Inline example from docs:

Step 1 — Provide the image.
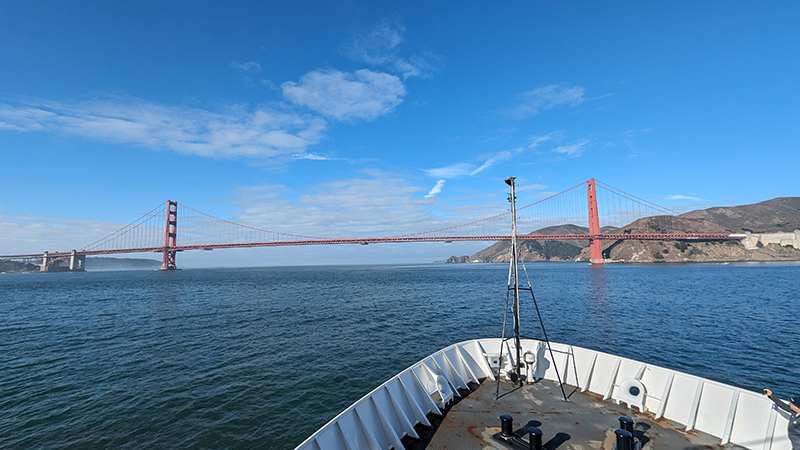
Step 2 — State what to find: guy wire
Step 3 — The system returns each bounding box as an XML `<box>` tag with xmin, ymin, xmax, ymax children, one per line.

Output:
<box><xmin>495</xmin><ymin>256</ymin><xmax>514</xmax><ymax>400</ymax></box>
<box><xmin>521</xmin><ymin>259</ymin><xmax>568</xmax><ymax>402</ymax></box>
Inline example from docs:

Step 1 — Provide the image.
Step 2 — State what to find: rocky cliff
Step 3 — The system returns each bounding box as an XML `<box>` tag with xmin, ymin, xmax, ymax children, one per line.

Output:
<box><xmin>445</xmin><ymin>197</ymin><xmax>800</xmax><ymax>264</ymax></box>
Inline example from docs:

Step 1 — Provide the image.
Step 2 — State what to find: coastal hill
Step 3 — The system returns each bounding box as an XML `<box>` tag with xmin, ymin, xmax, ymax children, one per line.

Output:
<box><xmin>680</xmin><ymin>197</ymin><xmax>800</xmax><ymax>233</ymax></box>
<box><xmin>0</xmin><ymin>260</ymin><xmax>39</xmax><ymax>273</ymax></box>
<box><xmin>445</xmin><ymin>196</ymin><xmax>800</xmax><ymax>264</ymax></box>
<box><xmin>463</xmin><ymin>224</ymin><xmax>590</xmax><ymax>263</ymax></box>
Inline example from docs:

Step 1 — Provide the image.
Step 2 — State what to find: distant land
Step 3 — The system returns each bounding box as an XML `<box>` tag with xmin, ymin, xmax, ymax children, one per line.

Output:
<box><xmin>444</xmin><ymin>197</ymin><xmax>800</xmax><ymax>264</ymax></box>
<box><xmin>0</xmin><ymin>257</ymin><xmax>162</xmax><ymax>274</ymax></box>
<box><xmin>0</xmin><ymin>260</ymin><xmax>39</xmax><ymax>274</ymax></box>
<box><xmin>4</xmin><ymin>198</ymin><xmax>800</xmax><ymax>272</ymax></box>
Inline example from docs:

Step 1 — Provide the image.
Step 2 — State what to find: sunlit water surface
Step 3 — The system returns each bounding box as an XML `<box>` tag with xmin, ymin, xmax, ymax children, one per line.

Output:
<box><xmin>1</xmin><ymin>263</ymin><xmax>798</xmax><ymax>449</ymax></box>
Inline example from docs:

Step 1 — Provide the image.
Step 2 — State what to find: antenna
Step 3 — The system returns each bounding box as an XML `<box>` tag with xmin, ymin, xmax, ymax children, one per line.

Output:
<box><xmin>506</xmin><ymin>177</ymin><xmax>523</xmax><ymax>386</ymax></box>
<box><xmin>496</xmin><ymin>177</ymin><xmax>568</xmax><ymax>401</ymax></box>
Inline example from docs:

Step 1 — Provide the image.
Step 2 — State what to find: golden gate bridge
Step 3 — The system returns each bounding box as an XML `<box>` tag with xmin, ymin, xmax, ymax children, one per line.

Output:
<box><xmin>1</xmin><ymin>179</ymin><xmax>744</xmax><ymax>271</ymax></box>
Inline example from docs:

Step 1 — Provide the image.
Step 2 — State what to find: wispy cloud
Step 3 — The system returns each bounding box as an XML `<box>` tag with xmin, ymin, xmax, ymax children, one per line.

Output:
<box><xmin>342</xmin><ymin>20</ymin><xmax>404</xmax><ymax>65</ymax></box>
<box><xmin>516</xmin><ymin>183</ymin><xmax>547</xmax><ymax>192</ymax></box>
<box><xmin>425</xmin><ymin>179</ymin><xmax>446</xmax><ymax>198</ymax></box>
<box><xmin>291</xmin><ymin>152</ymin><xmax>342</xmax><ymax>161</ymax></box>
<box><xmin>472</xmin><ymin>159</ymin><xmax>494</xmax><ymax>174</ymax></box>
<box><xmin>528</xmin><ymin>135</ymin><xmax>554</xmax><ymax>149</ymax></box>
<box><xmin>423</xmin><ymin>163</ymin><xmax>480</xmax><ymax>179</ymax></box>
<box><xmin>231</xmin><ymin>61</ymin><xmax>262</xmax><ymax>73</ymax></box>
<box><xmin>0</xmin><ymin>97</ymin><xmax>327</xmax><ymax>159</ymax></box>
<box><xmin>527</xmin><ymin>131</ymin><xmax>565</xmax><ymax>150</ymax></box>
<box><xmin>0</xmin><ymin>23</ymin><xmax>438</xmax><ymax>164</ymax></box>
<box><xmin>232</xmin><ymin>172</ymin><xmax>507</xmax><ymax>238</ymax></box>
<box><xmin>1</xmin><ymin>173</ymin><xmax>509</xmax><ymax>255</ymax></box>
<box><xmin>423</xmin><ymin>151</ymin><xmax>512</xmax><ymax>180</ymax></box>
<box><xmin>282</xmin><ymin>69</ymin><xmax>406</xmax><ymax>122</ymax></box>
<box><xmin>0</xmin><ymin>70</ymin><xmax>405</xmax><ymax>161</ymax></box>
<box><xmin>1</xmin><ymin>66</ymin><xmax>409</xmax><ymax>161</ymax></box>
<box><xmin>665</xmin><ymin>194</ymin><xmax>702</xmax><ymax>201</ymax></box>
<box><xmin>341</xmin><ymin>19</ymin><xmax>445</xmax><ymax>79</ymax></box>
<box><xmin>552</xmin><ymin>139</ymin><xmax>590</xmax><ymax>158</ymax></box>
<box><xmin>623</xmin><ymin>128</ymin><xmax>654</xmax><ymax>158</ymax></box>
<box><xmin>0</xmin><ymin>213</ymin><xmax>139</xmax><ymax>255</ymax></box>
<box><xmin>233</xmin><ymin>173</ymin><xmax>436</xmax><ymax>237</ymax></box>
<box><xmin>512</xmin><ymin>84</ymin><xmax>585</xmax><ymax>118</ymax></box>
<box><xmin>231</xmin><ymin>61</ymin><xmax>265</xmax><ymax>86</ymax></box>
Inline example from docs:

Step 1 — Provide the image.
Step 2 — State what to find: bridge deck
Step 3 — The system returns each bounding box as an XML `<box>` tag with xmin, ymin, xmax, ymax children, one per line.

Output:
<box><xmin>0</xmin><ymin>233</ymin><xmax>744</xmax><ymax>259</ymax></box>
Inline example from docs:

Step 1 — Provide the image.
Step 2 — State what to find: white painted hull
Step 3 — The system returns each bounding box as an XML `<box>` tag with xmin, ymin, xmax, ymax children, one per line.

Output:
<box><xmin>295</xmin><ymin>338</ymin><xmax>793</xmax><ymax>450</ymax></box>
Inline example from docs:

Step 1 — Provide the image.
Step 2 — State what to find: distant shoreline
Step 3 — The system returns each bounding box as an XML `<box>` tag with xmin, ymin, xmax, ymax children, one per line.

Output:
<box><xmin>0</xmin><ymin>256</ymin><xmax>161</xmax><ymax>274</ymax></box>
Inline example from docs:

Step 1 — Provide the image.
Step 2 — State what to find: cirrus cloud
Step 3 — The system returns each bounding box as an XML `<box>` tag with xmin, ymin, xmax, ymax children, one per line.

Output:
<box><xmin>665</xmin><ymin>194</ymin><xmax>702</xmax><ymax>201</ymax></box>
<box><xmin>231</xmin><ymin>61</ymin><xmax>262</xmax><ymax>73</ymax></box>
<box><xmin>512</xmin><ymin>84</ymin><xmax>585</xmax><ymax>118</ymax></box>
<box><xmin>423</xmin><ymin>151</ymin><xmax>513</xmax><ymax>180</ymax></box>
<box><xmin>281</xmin><ymin>69</ymin><xmax>406</xmax><ymax>122</ymax></box>
<box><xmin>516</xmin><ymin>183</ymin><xmax>547</xmax><ymax>192</ymax></box>
<box><xmin>0</xmin><ymin>97</ymin><xmax>327</xmax><ymax>159</ymax></box>
<box><xmin>552</xmin><ymin>139</ymin><xmax>590</xmax><ymax>158</ymax></box>
<box><xmin>341</xmin><ymin>19</ymin><xmax>445</xmax><ymax>79</ymax></box>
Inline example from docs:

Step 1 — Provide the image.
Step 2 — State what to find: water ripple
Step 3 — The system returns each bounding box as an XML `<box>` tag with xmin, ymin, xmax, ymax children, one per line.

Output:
<box><xmin>1</xmin><ymin>263</ymin><xmax>798</xmax><ymax>449</ymax></box>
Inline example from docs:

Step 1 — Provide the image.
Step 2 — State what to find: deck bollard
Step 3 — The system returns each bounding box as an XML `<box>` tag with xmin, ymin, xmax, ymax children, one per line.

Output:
<box><xmin>618</xmin><ymin>416</ymin><xmax>634</xmax><ymax>434</ymax></box>
<box><xmin>527</xmin><ymin>427</ymin><xmax>543</xmax><ymax>450</ymax></box>
<box><xmin>500</xmin><ymin>414</ymin><xmax>514</xmax><ymax>439</ymax></box>
<box><xmin>615</xmin><ymin>429</ymin><xmax>633</xmax><ymax>450</ymax></box>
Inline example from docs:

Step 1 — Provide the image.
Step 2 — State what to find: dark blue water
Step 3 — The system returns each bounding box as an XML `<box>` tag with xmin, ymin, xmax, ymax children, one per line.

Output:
<box><xmin>1</xmin><ymin>263</ymin><xmax>798</xmax><ymax>449</ymax></box>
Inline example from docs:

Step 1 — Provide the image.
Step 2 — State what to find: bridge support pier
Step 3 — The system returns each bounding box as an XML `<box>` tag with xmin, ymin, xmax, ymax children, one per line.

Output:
<box><xmin>69</xmin><ymin>250</ymin><xmax>86</xmax><ymax>272</ymax></box>
<box><xmin>39</xmin><ymin>250</ymin><xmax>86</xmax><ymax>272</ymax></box>
<box><xmin>587</xmin><ymin>179</ymin><xmax>604</xmax><ymax>264</ymax></box>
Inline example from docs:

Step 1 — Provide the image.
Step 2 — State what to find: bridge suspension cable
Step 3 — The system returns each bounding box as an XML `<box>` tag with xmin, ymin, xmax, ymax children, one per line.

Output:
<box><xmin>177</xmin><ymin>204</ymin><xmax>331</xmax><ymax>248</ymax></box>
<box><xmin>1</xmin><ymin>178</ymin><xmax>743</xmax><ymax>267</ymax></box>
<box><xmin>80</xmin><ymin>203</ymin><xmax>166</xmax><ymax>252</ymax></box>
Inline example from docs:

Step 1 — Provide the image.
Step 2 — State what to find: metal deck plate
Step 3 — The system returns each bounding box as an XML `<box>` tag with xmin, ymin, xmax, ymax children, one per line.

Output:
<box><xmin>423</xmin><ymin>379</ymin><xmax>747</xmax><ymax>450</ymax></box>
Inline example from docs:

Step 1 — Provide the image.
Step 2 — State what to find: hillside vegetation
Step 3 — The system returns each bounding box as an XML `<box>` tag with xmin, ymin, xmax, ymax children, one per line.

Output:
<box><xmin>0</xmin><ymin>260</ymin><xmax>39</xmax><ymax>273</ymax></box>
<box><xmin>446</xmin><ymin>196</ymin><xmax>800</xmax><ymax>264</ymax></box>
<box><xmin>680</xmin><ymin>197</ymin><xmax>800</xmax><ymax>233</ymax></box>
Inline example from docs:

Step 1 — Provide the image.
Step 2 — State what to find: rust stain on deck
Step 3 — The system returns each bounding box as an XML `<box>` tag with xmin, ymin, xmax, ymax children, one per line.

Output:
<box><xmin>424</xmin><ymin>379</ymin><xmax>747</xmax><ymax>450</ymax></box>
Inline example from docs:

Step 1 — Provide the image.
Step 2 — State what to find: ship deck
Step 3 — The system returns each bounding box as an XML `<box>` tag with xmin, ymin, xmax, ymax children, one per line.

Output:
<box><xmin>419</xmin><ymin>378</ymin><xmax>748</xmax><ymax>450</ymax></box>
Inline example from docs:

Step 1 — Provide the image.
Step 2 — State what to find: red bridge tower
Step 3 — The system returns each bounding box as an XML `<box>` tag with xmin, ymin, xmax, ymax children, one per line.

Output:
<box><xmin>587</xmin><ymin>179</ymin><xmax>603</xmax><ymax>264</ymax></box>
<box><xmin>161</xmin><ymin>200</ymin><xmax>178</xmax><ymax>270</ymax></box>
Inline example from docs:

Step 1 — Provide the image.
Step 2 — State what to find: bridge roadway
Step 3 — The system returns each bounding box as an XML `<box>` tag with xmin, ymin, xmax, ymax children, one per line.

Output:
<box><xmin>1</xmin><ymin>233</ymin><xmax>745</xmax><ymax>259</ymax></box>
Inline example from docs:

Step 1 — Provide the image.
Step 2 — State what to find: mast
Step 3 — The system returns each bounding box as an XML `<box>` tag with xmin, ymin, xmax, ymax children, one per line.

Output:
<box><xmin>497</xmin><ymin>177</ymin><xmax>568</xmax><ymax>399</ymax></box>
<box><xmin>505</xmin><ymin>176</ymin><xmax>523</xmax><ymax>386</ymax></box>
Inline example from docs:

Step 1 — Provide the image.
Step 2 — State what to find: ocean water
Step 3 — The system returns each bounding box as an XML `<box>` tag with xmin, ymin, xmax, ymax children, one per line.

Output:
<box><xmin>1</xmin><ymin>263</ymin><xmax>798</xmax><ymax>449</ymax></box>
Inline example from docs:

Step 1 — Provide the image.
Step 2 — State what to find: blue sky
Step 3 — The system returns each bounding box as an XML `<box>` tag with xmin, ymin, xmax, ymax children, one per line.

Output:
<box><xmin>1</xmin><ymin>1</ymin><xmax>798</xmax><ymax>266</ymax></box>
